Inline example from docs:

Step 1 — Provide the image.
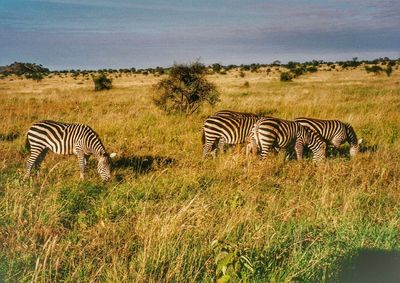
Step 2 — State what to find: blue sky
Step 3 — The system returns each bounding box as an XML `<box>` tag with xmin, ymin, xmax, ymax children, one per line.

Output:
<box><xmin>1</xmin><ymin>0</ymin><xmax>399</xmax><ymax>70</ymax></box>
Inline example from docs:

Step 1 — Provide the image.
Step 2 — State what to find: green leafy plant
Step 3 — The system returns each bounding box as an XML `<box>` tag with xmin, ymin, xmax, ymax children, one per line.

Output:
<box><xmin>212</xmin><ymin>240</ymin><xmax>254</xmax><ymax>283</ymax></box>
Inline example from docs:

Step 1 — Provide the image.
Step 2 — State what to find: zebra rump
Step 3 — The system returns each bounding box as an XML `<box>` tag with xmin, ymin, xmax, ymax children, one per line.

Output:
<box><xmin>202</xmin><ymin>110</ymin><xmax>259</xmax><ymax>158</ymax></box>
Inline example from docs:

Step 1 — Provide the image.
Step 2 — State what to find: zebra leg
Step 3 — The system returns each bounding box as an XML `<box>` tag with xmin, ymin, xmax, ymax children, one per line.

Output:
<box><xmin>84</xmin><ymin>154</ymin><xmax>90</xmax><ymax>166</ymax></box>
<box><xmin>295</xmin><ymin>139</ymin><xmax>304</xmax><ymax>160</ymax></box>
<box><xmin>247</xmin><ymin>137</ymin><xmax>259</xmax><ymax>156</ymax></box>
<box><xmin>260</xmin><ymin>144</ymin><xmax>275</xmax><ymax>160</ymax></box>
<box><xmin>25</xmin><ymin>147</ymin><xmax>48</xmax><ymax>179</ymax></box>
<box><xmin>203</xmin><ymin>138</ymin><xmax>216</xmax><ymax>159</ymax></box>
<box><xmin>217</xmin><ymin>138</ymin><xmax>226</xmax><ymax>153</ymax></box>
<box><xmin>77</xmin><ymin>152</ymin><xmax>86</xmax><ymax>180</ymax></box>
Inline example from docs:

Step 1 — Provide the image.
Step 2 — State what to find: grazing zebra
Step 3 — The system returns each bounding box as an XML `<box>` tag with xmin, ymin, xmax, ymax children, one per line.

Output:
<box><xmin>252</xmin><ymin>117</ymin><xmax>326</xmax><ymax>162</ymax></box>
<box><xmin>202</xmin><ymin>110</ymin><xmax>259</xmax><ymax>158</ymax></box>
<box><xmin>294</xmin><ymin>117</ymin><xmax>362</xmax><ymax>157</ymax></box>
<box><xmin>25</xmin><ymin>120</ymin><xmax>116</xmax><ymax>181</ymax></box>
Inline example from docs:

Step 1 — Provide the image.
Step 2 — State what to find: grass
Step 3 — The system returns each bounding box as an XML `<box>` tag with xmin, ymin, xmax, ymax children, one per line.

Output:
<box><xmin>1</xmin><ymin>66</ymin><xmax>400</xmax><ymax>282</ymax></box>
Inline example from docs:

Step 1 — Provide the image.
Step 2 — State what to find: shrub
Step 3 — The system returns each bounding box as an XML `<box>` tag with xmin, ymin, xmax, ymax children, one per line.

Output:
<box><xmin>307</xmin><ymin>66</ymin><xmax>318</xmax><ymax>73</ymax></box>
<box><xmin>291</xmin><ymin>67</ymin><xmax>306</xmax><ymax>77</ymax></box>
<box><xmin>93</xmin><ymin>73</ymin><xmax>112</xmax><ymax>91</ymax></box>
<box><xmin>212</xmin><ymin>63</ymin><xmax>222</xmax><ymax>74</ymax></box>
<box><xmin>280</xmin><ymin>72</ymin><xmax>293</xmax><ymax>82</ymax></box>
<box><xmin>153</xmin><ymin>61</ymin><xmax>220</xmax><ymax>115</ymax></box>
<box><xmin>243</xmin><ymin>81</ymin><xmax>250</xmax><ymax>88</ymax></box>
<box><xmin>385</xmin><ymin>65</ymin><xmax>393</xmax><ymax>77</ymax></box>
<box><xmin>25</xmin><ymin>72</ymin><xmax>45</xmax><ymax>82</ymax></box>
<box><xmin>239</xmin><ymin>71</ymin><xmax>245</xmax><ymax>78</ymax></box>
<box><xmin>365</xmin><ymin>65</ymin><xmax>383</xmax><ymax>75</ymax></box>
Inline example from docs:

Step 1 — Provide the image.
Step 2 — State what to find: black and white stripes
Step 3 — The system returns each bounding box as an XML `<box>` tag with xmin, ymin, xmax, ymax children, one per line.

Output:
<box><xmin>201</xmin><ymin>110</ymin><xmax>363</xmax><ymax>162</ymax></box>
<box><xmin>25</xmin><ymin>120</ymin><xmax>116</xmax><ymax>181</ymax></box>
<box><xmin>294</xmin><ymin>117</ymin><xmax>362</xmax><ymax>156</ymax></box>
<box><xmin>202</xmin><ymin>110</ymin><xmax>259</xmax><ymax>158</ymax></box>
<box><xmin>252</xmin><ymin>117</ymin><xmax>326</xmax><ymax>162</ymax></box>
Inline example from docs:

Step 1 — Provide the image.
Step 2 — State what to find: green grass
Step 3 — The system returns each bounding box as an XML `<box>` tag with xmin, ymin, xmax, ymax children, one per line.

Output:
<box><xmin>1</xmin><ymin>67</ymin><xmax>400</xmax><ymax>282</ymax></box>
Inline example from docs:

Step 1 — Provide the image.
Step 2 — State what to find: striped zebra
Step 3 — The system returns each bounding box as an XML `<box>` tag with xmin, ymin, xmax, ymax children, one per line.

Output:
<box><xmin>252</xmin><ymin>117</ymin><xmax>326</xmax><ymax>162</ymax></box>
<box><xmin>25</xmin><ymin>120</ymin><xmax>116</xmax><ymax>181</ymax></box>
<box><xmin>294</xmin><ymin>117</ymin><xmax>362</xmax><ymax>157</ymax></box>
<box><xmin>202</xmin><ymin>110</ymin><xmax>259</xmax><ymax>158</ymax></box>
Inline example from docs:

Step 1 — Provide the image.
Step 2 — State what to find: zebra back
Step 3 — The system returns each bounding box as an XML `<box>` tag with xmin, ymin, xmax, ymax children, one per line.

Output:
<box><xmin>213</xmin><ymin>110</ymin><xmax>259</xmax><ymax>119</ymax></box>
<box><xmin>294</xmin><ymin>117</ymin><xmax>345</xmax><ymax>141</ymax></box>
<box><xmin>27</xmin><ymin>120</ymin><xmax>107</xmax><ymax>156</ymax></box>
<box><xmin>203</xmin><ymin>114</ymin><xmax>259</xmax><ymax>145</ymax></box>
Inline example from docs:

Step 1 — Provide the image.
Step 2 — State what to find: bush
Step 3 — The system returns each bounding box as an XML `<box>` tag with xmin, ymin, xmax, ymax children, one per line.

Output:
<box><xmin>93</xmin><ymin>73</ymin><xmax>112</xmax><ymax>91</ymax></box>
<box><xmin>243</xmin><ymin>81</ymin><xmax>250</xmax><ymax>88</ymax></box>
<box><xmin>365</xmin><ymin>65</ymin><xmax>383</xmax><ymax>75</ymax></box>
<box><xmin>385</xmin><ymin>65</ymin><xmax>393</xmax><ymax>77</ymax></box>
<box><xmin>212</xmin><ymin>63</ymin><xmax>222</xmax><ymax>74</ymax></box>
<box><xmin>307</xmin><ymin>66</ymin><xmax>318</xmax><ymax>73</ymax></box>
<box><xmin>153</xmin><ymin>61</ymin><xmax>220</xmax><ymax>115</ymax></box>
<box><xmin>25</xmin><ymin>72</ymin><xmax>45</xmax><ymax>82</ymax></box>
<box><xmin>280</xmin><ymin>72</ymin><xmax>293</xmax><ymax>82</ymax></box>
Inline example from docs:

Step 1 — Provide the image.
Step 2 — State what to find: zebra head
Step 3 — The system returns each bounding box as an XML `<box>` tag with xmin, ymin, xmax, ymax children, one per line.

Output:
<box><xmin>345</xmin><ymin>124</ymin><xmax>362</xmax><ymax>157</ymax></box>
<box><xmin>305</xmin><ymin>128</ymin><xmax>326</xmax><ymax>162</ymax></box>
<box><xmin>97</xmin><ymin>152</ymin><xmax>117</xmax><ymax>181</ymax></box>
<box><xmin>349</xmin><ymin>138</ymin><xmax>363</xmax><ymax>157</ymax></box>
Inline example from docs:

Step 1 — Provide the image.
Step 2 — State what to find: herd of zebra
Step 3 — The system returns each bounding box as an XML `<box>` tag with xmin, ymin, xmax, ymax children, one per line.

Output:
<box><xmin>202</xmin><ymin>110</ymin><xmax>362</xmax><ymax>162</ymax></box>
<box><xmin>24</xmin><ymin>110</ymin><xmax>362</xmax><ymax>181</ymax></box>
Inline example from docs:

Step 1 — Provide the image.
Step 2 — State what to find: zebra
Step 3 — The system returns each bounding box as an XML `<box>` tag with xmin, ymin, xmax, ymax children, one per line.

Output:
<box><xmin>202</xmin><ymin>110</ymin><xmax>259</xmax><ymax>158</ymax></box>
<box><xmin>252</xmin><ymin>117</ymin><xmax>326</xmax><ymax>162</ymax></box>
<box><xmin>294</xmin><ymin>117</ymin><xmax>362</xmax><ymax>157</ymax></box>
<box><xmin>25</xmin><ymin>120</ymin><xmax>116</xmax><ymax>181</ymax></box>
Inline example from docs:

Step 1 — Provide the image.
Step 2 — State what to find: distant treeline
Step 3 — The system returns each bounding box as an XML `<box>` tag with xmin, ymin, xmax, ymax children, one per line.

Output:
<box><xmin>47</xmin><ymin>56</ymin><xmax>398</xmax><ymax>74</ymax></box>
<box><xmin>1</xmin><ymin>57</ymin><xmax>399</xmax><ymax>81</ymax></box>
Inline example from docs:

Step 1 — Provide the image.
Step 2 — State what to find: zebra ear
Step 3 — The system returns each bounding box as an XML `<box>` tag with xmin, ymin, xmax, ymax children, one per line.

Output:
<box><xmin>109</xmin><ymin>152</ymin><xmax>117</xmax><ymax>158</ymax></box>
<box><xmin>358</xmin><ymin>139</ymin><xmax>363</xmax><ymax>145</ymax></box>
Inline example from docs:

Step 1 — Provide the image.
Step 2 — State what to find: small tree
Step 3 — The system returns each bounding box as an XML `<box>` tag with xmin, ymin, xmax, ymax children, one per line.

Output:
<box><xmin>280</xmin><ymin>72</ymin><xmax>293</xmax><ymax>82</ymax></box>
<box><xmin>212</xmin><ymin>63</ymin><xmax>222</xmax><ymax>74</ymax></box>
<box><xmin>153</xmin><ymin>62</ymin><xmax>220</xmax><ymax>115</ymax></box>
<box><xmin>385</xmin><ymin>65</ymin><xmax>393</xmax><ymax>77</ymax></box>
<box><xmin>93</xmin><ymin>73</ymin><xmax>112</xmax><ymax>91</ymax></box>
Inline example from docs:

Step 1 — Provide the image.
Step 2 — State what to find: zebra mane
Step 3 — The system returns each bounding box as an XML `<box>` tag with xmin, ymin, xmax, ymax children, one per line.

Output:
<box><xmin>83</xmin><ymin>125</ymin><xmax>108</xmax><ymax>156</ymax></box>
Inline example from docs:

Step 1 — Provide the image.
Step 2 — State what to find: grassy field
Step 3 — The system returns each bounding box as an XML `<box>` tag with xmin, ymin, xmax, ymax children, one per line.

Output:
<box><xmin>1</xmin><ymin>66</ymin><xmax>400</xmax><ymax>282</ymax></box>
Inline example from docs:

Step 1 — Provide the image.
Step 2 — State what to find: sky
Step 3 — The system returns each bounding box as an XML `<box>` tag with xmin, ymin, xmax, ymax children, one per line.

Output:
<box><xmin>1</xmin><ymin>0</ymin><xmax>399</xmax><ymax>70</ymax></box>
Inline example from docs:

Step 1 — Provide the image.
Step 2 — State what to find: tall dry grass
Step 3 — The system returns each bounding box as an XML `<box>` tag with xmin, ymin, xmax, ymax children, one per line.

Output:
<box><xmin>1</xmin><ymin>66</ymin><xmax>400</xmax><ymax>282</ymax></box>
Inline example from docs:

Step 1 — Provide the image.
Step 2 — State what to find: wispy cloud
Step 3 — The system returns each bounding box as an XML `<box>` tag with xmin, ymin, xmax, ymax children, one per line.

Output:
<box><xmin>1</xmin><ymin>0</ymin><xmax>399</xmax><ymax>69</ymax></box>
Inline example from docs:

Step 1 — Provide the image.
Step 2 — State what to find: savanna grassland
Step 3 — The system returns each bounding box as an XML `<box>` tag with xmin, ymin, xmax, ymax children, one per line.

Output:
<box><xmin>1</xmin><ymin>65</ymin><xmax>400</xmax><ymax>282</ymax></box>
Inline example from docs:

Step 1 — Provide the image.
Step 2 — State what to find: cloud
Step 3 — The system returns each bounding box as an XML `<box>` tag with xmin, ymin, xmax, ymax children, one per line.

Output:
<box><xmin>1</xmin><ymin>0</ymin><xmax>399</xmax><ymax>69</ymax></box>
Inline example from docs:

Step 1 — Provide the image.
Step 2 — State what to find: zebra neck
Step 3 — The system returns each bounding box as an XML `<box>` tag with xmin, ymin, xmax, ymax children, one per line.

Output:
<box><xmin>345</xmin><ymin>125</ymin><xmax>358</xmax><ymax>145</ymax></box>
<box><xmin>92</xmin><ymin>148</ymin><xmax>107</xmax><ymax>159</ymax></box>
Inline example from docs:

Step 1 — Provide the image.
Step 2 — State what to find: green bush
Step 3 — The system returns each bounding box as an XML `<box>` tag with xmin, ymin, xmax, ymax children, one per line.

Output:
<box><xmin>385</xmin><ymin>65</ymin><xmax>393</xmax><ymax>77</ymax></box>
<box><xmin>365</xmin><ymin>65</ymin><xmax>383</xmax><ymax>75</ymax></box>
<box><xmin>25</xmin><ymin>72</ymin><xmax>45</xmax><ymax>82</ymax></box>
<box><xmin>93</xmin><ymin>73</ymin><xmax>112</xmax><ymax>91</ymax></box>
<box><xmin>153</xmin><ymin>61</ymin><xmax>220</xmax><ymax>115</ymax></box>
<box><xmin>280</xmin><ymin>72</ymin><xmax>293</xmax><ymax>82</ymax></box>
<box><xmin>307</xmin><ymin>66</ymin><xmax>318</xmax><ymax>73</ymax></box>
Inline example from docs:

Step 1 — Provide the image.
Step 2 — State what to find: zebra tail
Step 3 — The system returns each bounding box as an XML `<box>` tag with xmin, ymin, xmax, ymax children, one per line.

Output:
<box><xmin>201</xmin><ymin>128</ymin><xmax>205</xmax><ymax>145</ymax></box>
<box><xmin>25</xmin><ymin>135</ymin><xmax>30</xmax><ymax>151</ymax></box>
